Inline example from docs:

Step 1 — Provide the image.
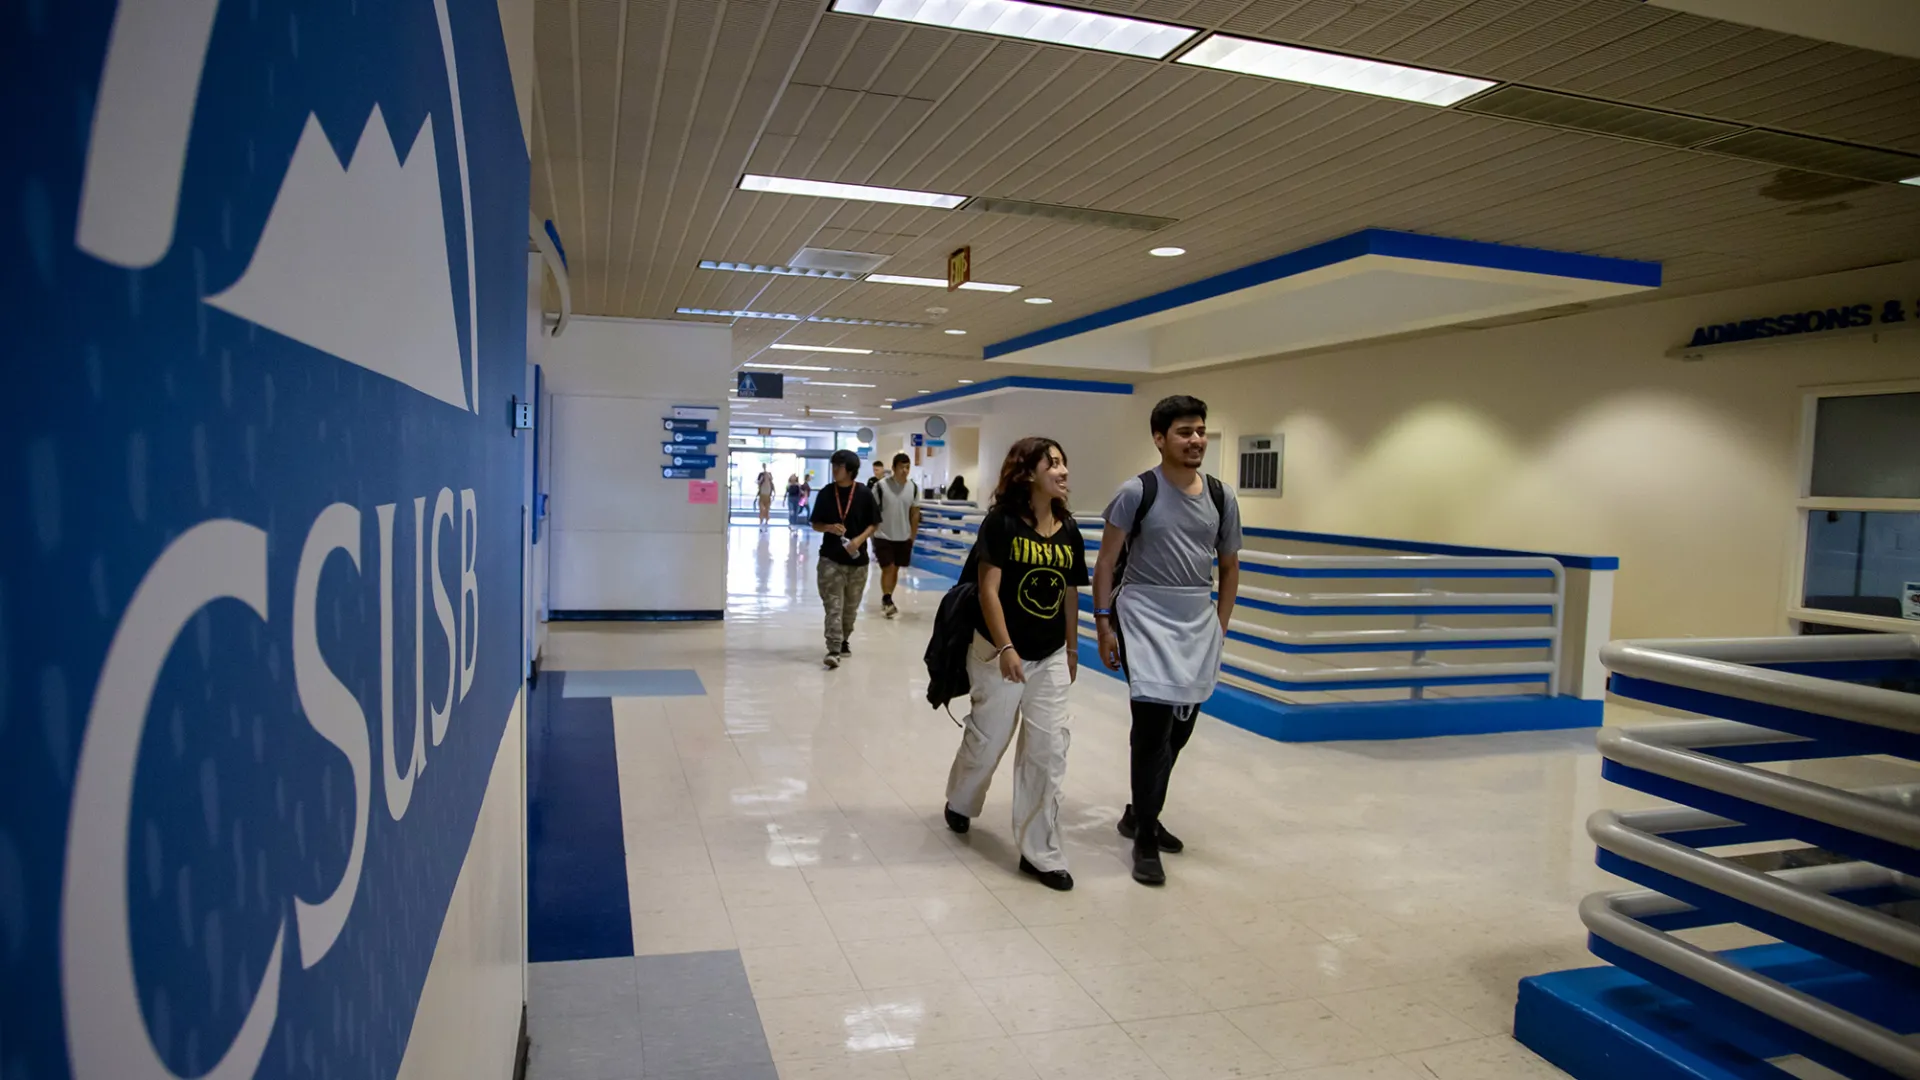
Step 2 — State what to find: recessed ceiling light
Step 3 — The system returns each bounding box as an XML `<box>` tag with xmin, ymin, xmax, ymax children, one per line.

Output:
<box><xmin>808</xmin><ymin>408</ymin><xmax>859</xmax><ymax>415</ymax></box>
<box><xmin>957</xmin><ymin>379</ymin><xmax>974</xmax><ymax>384</ymax></box>
<box><xmin>916</xmin><ymin>389</ymin><xmax>933</xmax><ymax>393</ymax></box>
<box><xmin>742</xmin><ymin>362</ymin><xmax>832</xmax><ymax>371</ymax></box>
<box><xmin>944</xmin><ymin>329</ymin><xmax>968</xmax><ymax>336</ymax></box>
<box><xmin>884</xmin><ymin>397</ymin><xmax>898</xmax><ymax>402</ymax></box>
<box><xmin>739</xmin><ymin>173</ymin><xmax>966</xmax><ymax>209</ymax></box>
<box><xmin>1903</xmin><ymin>176</ymin><xmax>1920</xmax><ymax>186</ymax></box>
<box><xmin>678</xmin><ymin>306</ymin><xmax>803</xmax><ymax>320</ymax></box>
<box><xmin>831</xmin><ymin>0</ymin><xmax>1197</xmax><ymax>60</ymax></box>
<box><xmin>1177</xmin><ymin>36</ymin><xmax>1496</xmax><ymax>107</ymax></box>
<box><xmin>697</xmin><ymin>260</ymin><xmax>862</xmax><ymax>281</ymax></box>
<box><xmin>768</xmin><ymin>342</ymin><xmax>873</xmax><ymax>354</ymax></box>
<box><xmin>1025</xmin><ymin>297</ymin><xmax>1053</xmax><ymax>304</ymax></box>
<box><xmin>866</xmin><ymin>273</ymin><xmax>1022</xmax><ymax>293</ymax></box>
<box><xmin>1149</xmin><ymin>246</ymin><xmax>1185</xmax><ymax>257</ymax></box>
<box><xmin>807</xmin><ymin>381</ymin><xmax>878</xmax><ymax>388</ymax></box>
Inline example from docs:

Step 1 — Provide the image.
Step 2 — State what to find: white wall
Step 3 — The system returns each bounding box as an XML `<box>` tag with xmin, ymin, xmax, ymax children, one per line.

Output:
<box><xmin>978</xmin><ymin>394</ymin><xmax>1143</xmax><ymax>519</ymax></box>
<box><xmin>1093</xmin><ymin>260</ymin><xmax>1920</xmax><ymax>641</ymax></box>
<box><xmin>543</xmin><ymin>317</ymin><xmax>733</xmax><ymax>613</ymax></box>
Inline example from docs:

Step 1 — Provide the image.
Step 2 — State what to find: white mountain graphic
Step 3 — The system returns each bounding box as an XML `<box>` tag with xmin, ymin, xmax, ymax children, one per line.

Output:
<box><xmin>207</xmin><ymin>106</ymin><xmax>469</xmax><ymax>410</ymax></box>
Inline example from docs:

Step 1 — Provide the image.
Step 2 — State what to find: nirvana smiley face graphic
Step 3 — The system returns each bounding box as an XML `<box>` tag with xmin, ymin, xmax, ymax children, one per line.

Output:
<box><xmin>1018</xmin><ymin>566</ymin><xmax>1067</xmax><ymax>618</ymax></box>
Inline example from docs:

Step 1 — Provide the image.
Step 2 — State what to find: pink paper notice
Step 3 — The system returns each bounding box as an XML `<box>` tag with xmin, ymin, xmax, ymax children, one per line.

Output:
<box><xmin>688</xmin><ymin>480</ymin><xmax>719</xmax><ymax>504</ymax></box>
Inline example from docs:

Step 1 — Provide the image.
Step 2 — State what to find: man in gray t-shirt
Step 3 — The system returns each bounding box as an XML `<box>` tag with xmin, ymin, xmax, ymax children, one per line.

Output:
<box><xmin>1092</xmin><ymin>395</ymin><xmax>1242</xmax><ymax>887</ymax></box>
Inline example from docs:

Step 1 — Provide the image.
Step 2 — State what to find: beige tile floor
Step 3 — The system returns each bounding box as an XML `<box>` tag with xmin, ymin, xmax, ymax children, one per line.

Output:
<box><xmin>539</xmin><ymin>524</ymin><xmax>1731</xmax><ymax>1080</ymax></box>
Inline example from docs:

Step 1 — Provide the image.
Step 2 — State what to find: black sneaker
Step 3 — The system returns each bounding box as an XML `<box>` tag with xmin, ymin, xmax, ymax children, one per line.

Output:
<box><xmin>1019</xmin><ymin>857</ymin><xmax>1074</xmax><ymax>891</ymax></box>
<box><xmin>1117</xmin><ymin>805</ymin><xmax>1184</xmax><ymax>853</ymax></box>
<box><xmin>943</xmin><ymin>807</ymin><xmax>970</xmax><ymax>834</ymax></box>
<box><xmin>1131</xmin><ymin>842</ymin><xmax>1166</xmax><ymax>887</ymax></box>
<box><xmin>839</xmin><ymin>639</ymin><xmax>850</xmax><ymax>655</ymax></box>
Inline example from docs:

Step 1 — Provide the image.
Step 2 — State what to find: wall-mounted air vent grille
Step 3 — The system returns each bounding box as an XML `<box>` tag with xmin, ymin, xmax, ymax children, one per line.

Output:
<box><xmin>1459</xmin><ymin>86</ymin><xmax>1741</xmax><ymax>149</ymax></box>
<box><xmin>1237</xmin><ymin>434</ymin><xmax>1283</xmax><ymax>496</ymax></box>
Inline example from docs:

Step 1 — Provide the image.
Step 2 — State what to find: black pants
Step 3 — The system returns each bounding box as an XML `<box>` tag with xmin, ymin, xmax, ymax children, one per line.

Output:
<box><xmin>1129</xmin><ymin>699</ymin><xmax>1195</xmax><ymax>842</ymax></box>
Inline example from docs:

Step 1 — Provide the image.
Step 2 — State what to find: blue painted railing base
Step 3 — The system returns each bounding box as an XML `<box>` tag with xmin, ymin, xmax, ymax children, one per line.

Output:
<box><xmin>1067</xmin><ymin>636</ymin><xmax>1601</xmax><ymax>742</ymax></box>
<box><xmin>1515</xmin><ymin>944</ymin><xmax>1902</xmax><ymax>1080</ymax></box>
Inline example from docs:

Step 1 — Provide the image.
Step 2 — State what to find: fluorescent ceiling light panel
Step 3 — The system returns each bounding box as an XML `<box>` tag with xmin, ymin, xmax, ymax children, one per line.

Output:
<box><xmin>865</xmin><ymin>273</ymin><xmax>1022</xmax><ymax>293</ymax></box>
<box><xmin>808</xmin><ymin>409</ymin><xmax>859</xmax><ymax>414</ymax></box>
<box><xmin>677</xmin><ymin>307</ymin><xmax>804</xmax><ymax>321</ymax></box>
<box><xmin>832</xmin><ymin>0</ymin><xmax>1196</xmax><ymax>59</ymax></box>
<box><xmin>807</xmin><ymin>315</ymin><xmax>925</xmax><ymax>328</ymax></box>
<box><xmin>768</xmin><ymin>342</ymin><xmax>873</xmax><ymax>354</ymax></box>
<box><xmin>1149</xmin><ymin>246</ymin><xmax>1185</xmax><ymax>257</ymax></box>
<box><xmin>743</xmin><ymin>362</ymin><xmax>832</xmax><ymax>371</ymax></box>
<box><xmin>1177</xmin><ymin>36</ymin><xmax>1495</xmax><ymax>107</ymax></box>
<box><xmin>1025</xmin><ymin>297</ymin><xmax>1053</xmax><ymax>304</ymax></box>
<box><xmin>698</xmin><ymin>260</ymin><xmax>862</xmax><ymax>281</ymax></box>
<box><xmin>739</xmin><ymin>173</ymin><xmax>966</xmax><ymax>209</ymax></box>
<box><xmin>1904</xmin><ymin>176</ymin><xmax>1920</xmax><ymax>186</ymax></box>
<box><xmin>807</xmin><ymin>381</ymin><xmax>878</xmax><ymax>387</ymax></box>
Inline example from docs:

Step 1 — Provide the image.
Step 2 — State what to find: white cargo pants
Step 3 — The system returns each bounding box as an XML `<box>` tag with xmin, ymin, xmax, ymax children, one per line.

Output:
<box><xmin>944</xmin><ymin>633</ymin><xmax>1073</xmax><ymax>873</ymax></box>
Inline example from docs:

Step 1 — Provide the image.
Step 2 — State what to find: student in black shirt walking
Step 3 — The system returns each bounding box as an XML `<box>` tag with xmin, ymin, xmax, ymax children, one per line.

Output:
<box><xmin>942</xmin><ymin>437</ymin><xmax>1089</xmax><ymax>890</ymax></box>
<box><xmin>811</xmin><ymin>449</ymin><xmax>879</xmax><ymax>668</ymax></box>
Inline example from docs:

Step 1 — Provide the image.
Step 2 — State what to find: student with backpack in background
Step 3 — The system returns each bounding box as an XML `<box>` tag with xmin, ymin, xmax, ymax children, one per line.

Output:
<box><xmin>1092</xmin><ymin>396</ymin><xmax>1243</xmax><ymax>887</ymax></box>
<box><xmin>941</xmin><ymin>437</ymin><xmax>1088</xmax><ymax>892</ymax></box>
<box><xmin>872</xmin><ymin>452</ymin><xmax>922</xmax><ymax>618</ymax></box>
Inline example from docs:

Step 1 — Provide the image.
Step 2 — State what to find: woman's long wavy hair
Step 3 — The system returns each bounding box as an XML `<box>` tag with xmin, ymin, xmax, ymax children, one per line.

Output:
<box><xmin>991</xmin><ymin>436</ymin><xmax>1071</xmax><ymax>526</ymax></box>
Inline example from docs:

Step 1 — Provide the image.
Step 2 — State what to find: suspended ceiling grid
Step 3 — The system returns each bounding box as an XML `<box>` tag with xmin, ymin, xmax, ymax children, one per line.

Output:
<box><xmin>531</xmin><ymin>0</ymin><xmax>1920</xmax><ymax>421</ymax></box>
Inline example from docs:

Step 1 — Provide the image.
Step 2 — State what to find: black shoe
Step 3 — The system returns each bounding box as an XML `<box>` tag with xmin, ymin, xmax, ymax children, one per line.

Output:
<box><xmin>1019</xmin><ymin>857</ymin><xmax>1074</xmax><ymax>891</ymax></box>
<box><xmin>1117</xmin><ymin>805</ymin><xmax>1184</xmax><ymax>853</ymax></box>
<box><xmin>1131</xmin><ymin>843</ymin><xmax>1166</xmax><ymax>887</ymax></box>
<box><xmin>839</xmin><ymin>639</ymin><xmax>850</xmax><ymax>655</ymax></box>
<box><xmin>944</xmin><ymin>806</ymin><xmax>970</xmax><ymax>834</ymax></box>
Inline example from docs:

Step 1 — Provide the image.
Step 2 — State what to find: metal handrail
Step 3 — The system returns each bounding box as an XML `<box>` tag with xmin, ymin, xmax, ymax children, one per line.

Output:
<box><xmin>1584</xmin><ymin>635</ymin><xmax>1920</xmax><ymax>1078</ymax></box>
<box><xmin>912</xmin><ymin>521</ymin><xmax>1565</xmax><ymax>699</ymax></box>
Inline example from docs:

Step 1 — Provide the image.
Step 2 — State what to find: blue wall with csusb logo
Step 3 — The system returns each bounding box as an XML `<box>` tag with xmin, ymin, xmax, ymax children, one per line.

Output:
<box><xmin>1</xmin><ymin>0</ymin><xmax>527</xmax><ymax>1076</ymax></box>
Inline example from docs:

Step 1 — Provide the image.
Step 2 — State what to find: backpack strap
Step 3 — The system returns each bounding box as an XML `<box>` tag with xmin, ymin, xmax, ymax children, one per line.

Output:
<box><xmin>1113</xmin><ymin>469</ymin><xmax>1158</xmax><ymax>586</ymax></box>
<box><xmin>1205</xmin><ymin>474</ymin><xmax>1227</xmax><ymax>550</ymax></box>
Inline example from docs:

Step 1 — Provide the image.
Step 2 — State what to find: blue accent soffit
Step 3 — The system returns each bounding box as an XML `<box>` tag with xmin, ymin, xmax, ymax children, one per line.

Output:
<box><xmin>891</xmin><ymin>375</ymin><xmax>1133</xmax><ymax>411</ymax></box>
<box><xmin>984</xmin><ymin>228</ymin><xmax>1664</xmax><ymax>360</ymax></box>
<box><xmin>1245</xmin><ymin>525</ymin><xmax>1619</xmax><ymax>571</ymax></box>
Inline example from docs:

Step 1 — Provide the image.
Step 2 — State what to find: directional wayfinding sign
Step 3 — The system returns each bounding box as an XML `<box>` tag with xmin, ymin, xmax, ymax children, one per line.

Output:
<box><xmin>662</xmin><ymin>466</ymin><xmax>707</xmax><ymax>479</ymax></box>
<box><xmin>665</xmin><ymin>428</ymin><xmax>718</xmax><ymax>445</ymax></box>
<box><xmin>668</xmin><ymin>453</ymin><xmax>718</xmax><ymax>468</ymax></box>
<box><xmin>664</xmin><ymin>417</ymin><xmax>708</xmax><ymax>432</ymax></box>
<box><xmin>663</xmin><ymin>410</ymin><xmax>714</xmax><ymax>478</ymax></box>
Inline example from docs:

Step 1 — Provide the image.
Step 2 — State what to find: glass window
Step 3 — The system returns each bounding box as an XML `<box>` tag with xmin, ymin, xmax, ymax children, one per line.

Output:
<box><xmin>1810</xmin><ymin>392</ymin><xmax>1920</xmax><ymax>499</ymax></box>
<box><xmin>1802</xmin><ymin>510</ymin><xmax>1920</xmax><ymax>621</ymax></box>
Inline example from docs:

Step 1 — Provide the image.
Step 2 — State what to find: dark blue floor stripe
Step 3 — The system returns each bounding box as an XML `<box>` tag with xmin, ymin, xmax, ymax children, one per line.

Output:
<box><xmin>528</xmin><ymin>671</ymin><xmax>635</xmax><ymax>961</ymax></box>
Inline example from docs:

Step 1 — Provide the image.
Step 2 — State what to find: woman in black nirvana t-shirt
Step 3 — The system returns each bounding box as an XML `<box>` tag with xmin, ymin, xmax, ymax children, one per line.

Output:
<box><xmin>942</xmin><ymin>437</ymin><xmax>1089</xmax><ymax>891</ymax></box>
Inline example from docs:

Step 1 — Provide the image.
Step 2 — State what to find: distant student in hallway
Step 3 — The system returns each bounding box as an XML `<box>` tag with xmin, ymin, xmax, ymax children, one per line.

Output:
<box><xmin>946</xmin><ymin>474</ymin><xmax>969</xmax><ymax>502</ymax></box>
<box><xmin>944</xmin><ymin>437</ymin><xmax>1088</xmax><ymax>892</ymax></box>
<box><xmin>1093</xmin><ymin>395</ymin><xmax>1242</xmax><ymax>887</ymax></box>
<box><xmin>785</xmin><ymin>474</ymin><xmax>804</xmax><ymax>524</ymax></box>
<box><xmin>873</xmin><ymin>452</ymin><xmax>922</xmax><ymax>618</ymax></box>
<box><xmin>811</xmin><ymin>449</ymin><xmax>879</xmax><ymax>669</ymax></box>
<box><xmin>869</xmin><ymin>458</ymin><xmax>887</xmax><ymax>494</ymax></box>
<box><xmin>756</xmin><ymin>466</ymin><xmax>776</xmax><ymax>526</ymax></box>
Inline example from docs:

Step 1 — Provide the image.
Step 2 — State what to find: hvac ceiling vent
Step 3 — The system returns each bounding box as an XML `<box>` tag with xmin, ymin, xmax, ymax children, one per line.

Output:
<box><xmin>1701</xmin><ymin>129</ymin><xmax>1920</xmax><ymax>185</ymax></box>
<box><xmin>1237</xmin><ymin>434</ymin><xmax>1283</xmax><ymax>497</ymax></box>
<box><xmin>790</xmin><ymin>247</ymin><xmax>891</xmax><ymax>274</ymax></box>
<box><xmin>964</xmin><ymin>197</ymin><xmax>1177</xmax><ymax>232</ymax></box>
<box><xmin>1459</xmin><ymin>86</ymin><xmax>1741</xmax><ymax>149</ymax></box>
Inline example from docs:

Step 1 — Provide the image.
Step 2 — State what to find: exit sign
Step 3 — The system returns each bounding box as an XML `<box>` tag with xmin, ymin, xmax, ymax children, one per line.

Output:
<box><xmin>947</xmin><ymin>246</ymin><xmax>971</xmax><ymax>291</ymax></box>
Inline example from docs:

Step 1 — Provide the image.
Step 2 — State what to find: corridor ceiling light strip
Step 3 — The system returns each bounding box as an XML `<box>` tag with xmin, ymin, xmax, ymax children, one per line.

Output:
<box><xmin>742</xmin><ymin>362</ymin><xmax>833</xmax><ymax>371</ymax></box>
<box><xmin>865</xmin><ymin>273</ymin><xmax>1023</xmax><ymax>293</ymax></box>
<box><xmin>831</xmin><ymin>0</ymin><xmax>1196</xmax><ymax>60</ymax></box>
<box><xmin>807</xmin><ymin>381</ymin><xmax>878</xmax><ymax>387</ymax></box>
<box><xmin>740</xmin><ymin>173</ymin><xmax>967</xmax><ymax>209</ymax></box>
<box><xmin>807</xmin><ymin>315</ymin><xmax>925</xmax><ymax>328</ymax></box>
<box><xmin>1904</xmin><ymin>176</ymin><xmax>1920</xmax><ymax>186</ymax></box>
<box><xmin>808</xmin><ymin>408</ymin><xmax>859</xmax><ymax>414</ymax></box>
<box><xmin>697</xmin><ymin>259</ymin><xmax>863</xmax><ymax>281</ymax></box>
<box><xmin>677</xmin><ymin>307</ymin><xmax>804</xmax><ymax>321</ymax></box>
<box><xmin>768</xmin><ymin>342</ymin><xmax>873</xmax><ymax>354</ymax></box>
<box><xmin>1177</xmin><ymin>36</ymin><xmax>1496</xmax><ymax>107</ymax></box>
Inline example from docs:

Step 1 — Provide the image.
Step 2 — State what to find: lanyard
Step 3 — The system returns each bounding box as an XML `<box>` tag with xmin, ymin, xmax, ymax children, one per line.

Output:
<box><xmin>833</xmin><ymin>483</ymin><xmax>854</xmax><ymax>523</ymax></box>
